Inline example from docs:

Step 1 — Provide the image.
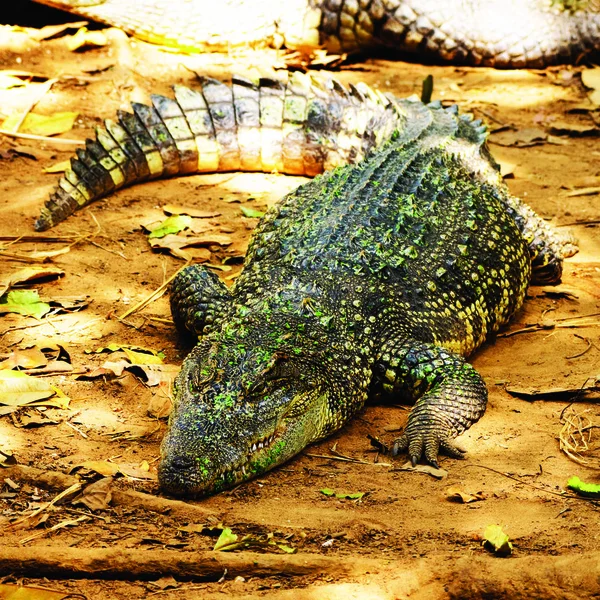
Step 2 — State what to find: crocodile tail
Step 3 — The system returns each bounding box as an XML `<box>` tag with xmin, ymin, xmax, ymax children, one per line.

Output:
<box><xmin>34</xmin><ymin>73</ymin><xmax>406</xmax><ymax>231</ymax></box>
<box><xmin>319</xmin><ymin>0</ymin><xmax>600</xmax><ymax>68</ymax></box>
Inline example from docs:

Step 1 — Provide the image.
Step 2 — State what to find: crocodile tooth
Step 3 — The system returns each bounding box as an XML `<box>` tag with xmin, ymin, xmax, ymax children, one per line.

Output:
<box><xmin>258</xmin><ymin>442</ymin><xmax>263</xmax><ymax>449</ymax></box>
<box><xmin>252</xmin><ymin>443</ymin><xmax>257</xmax><ymax>452</ymax></box>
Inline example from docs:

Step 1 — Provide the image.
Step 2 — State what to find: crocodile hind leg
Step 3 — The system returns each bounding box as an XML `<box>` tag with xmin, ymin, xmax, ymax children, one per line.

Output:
<box><xmin>170</xmin><ymin>265</ymin><xmax>232</xmax><ymax>339</ymax></box>
<box><xmin>376</xmin><ymin>340</ymin><xmax>488</xmax><ymax>467</ymax></box>
<box><xmin>501</xmin><ymin>192</ymin><xmax>578</xmax><ymax>285</ymax></box>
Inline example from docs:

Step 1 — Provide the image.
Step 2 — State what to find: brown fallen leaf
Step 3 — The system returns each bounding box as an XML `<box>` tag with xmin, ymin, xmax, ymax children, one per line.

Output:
<box><xmin>76</xmin><ymin>361</ymin><xmax>180</xmax><ymax>388</ymax></box>
<box><xmin>0</xmin><ymin>266</ymin><xmax>64</xmax><ymax>296</ymax></box>
<box><xmin>490</xmin><ymin>127</ymin><xmax>547</xmax><ymax>147</ymax></box>
<box><xmin>118</xmin><ymin>462</ymin><xmax>156</xmax><ymax>480</ymax></box>
<box><xmin>446</xmin><ymin>486</ymin><xmax>486</xmax><ymax>503</ymax></box>
<box><xmin>72</xmin><ymin>477</ymin><xmax>113</xmax><ymax>511</ymax></box>
<box><xmin>24</xmin><ymin>360</ymin><xmax>73</xmax><ymax>375</ymax></box>
<box><xmin>12</xmin><ymin>409</ymin><xmax>61</xmax><ymax>428</ymax></box>
<box><xmin>147</xmin><ymin>383</ymin><xmax>173</xmax><ymax>419</ymax></box>
<box><xmin>393</xmin><ymin>461</ymin><xmax>448</xmax><ymax>479</ymax></box>
<box><xmin>549</xmin><ymin>121</ymin><xmax>600</xmax><ymax>136</ymax></box>
<box><xmin>71</xmin><ymin>460</ymin><xmax>120</xmax><ymax>477</ymax></box>
<box><xmin>149</xmin><ymin>233</ymin><xmax>232</xmax><ymax>260</ymax></box>
<box><xmin>0</xmin><ymin>246</ymin><xmax>71</xmax><ymax>263</ymax></box>
<box><xmin>0</xmin><ymin>347</ymin><xmax>48</xmax><ymax>370</ymax></box>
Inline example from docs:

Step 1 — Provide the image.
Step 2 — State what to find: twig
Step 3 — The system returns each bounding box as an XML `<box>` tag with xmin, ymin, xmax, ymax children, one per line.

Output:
<box><xmin>0</xmin><ymin>129</ymin><xmax>85</xmax><ymax>144</ymax></box>
<box><xmin>64</xmin><ymin>421</ymin><xmax>88</xmax><ymax>439</ymax></box>
<box><xmin>6</xmin><ymin>483</ymin><xmax>82</xmax><ymax>530</ymax></box>
<box><xmin>19</xmin><ymin>515</ymin><xmax>89</xmax><ymax>545</ymax></box>
<box><xmin>88</xmin><ymin>239</ymin><xmax>126</xmax><ymax>259</ymax></box>
<box><xmin>304</xmin><ymin>452</ymin><xmax>392</xmax><ymax>467</ymax></box>
<box><xmin>0</xmin><ymin>235</ymin><xmax>79</xmax><ymax>242</ymax></box>
<box><xmin>565</xmin><ymin>334</ymin><xmax>594</xmax><ymax>359</ymax></box>
<box><xmin>117</xmin><ymin>261</ymin><xmax>191</xmax><ymax>320</ymax></box>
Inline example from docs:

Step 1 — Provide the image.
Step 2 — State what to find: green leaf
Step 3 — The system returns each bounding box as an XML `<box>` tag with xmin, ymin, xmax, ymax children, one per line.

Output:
<box><xmin>240</xmin><ymin>206</ymin><xmax>265</xmax><ymax>218</ymax></box>
<box><xmin>336</xmin><ymin>491</ymin><xmax>365</xmax><ymax>499</ymax></box>
<box><xmin>147</xmin><ymin>215</ymin><xmax>192</xmax><ymax>239</ymax></box>
<box><xmin>483</xmin><ymin>524</ymin><xmax>513</xmax><ymax>556</ymax></box>
<box><xmin>0</xmin><ymin>289</ymin><xmax>51</xmax><ymax>319</ymax></box>
<box><xmin>277</xmin><ymin>544</ymin><xmax>297</xmax><ymax>554</ymax></box>
<box><xmin>213</xmin><ymin>527</ymin><xmax>239</xmax><ymax>551</ymax></box>
<box><xmin>320</xmin><ymin>488</ymin><xmax>335</xmax><ymax>496</ymax></box>
<box><xmin>567</xmin><ymin>476</ymin><xmax>600</xmax><ymax>498</ymax></box>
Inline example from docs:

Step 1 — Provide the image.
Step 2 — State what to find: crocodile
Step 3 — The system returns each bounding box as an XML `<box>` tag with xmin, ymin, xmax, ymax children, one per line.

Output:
<box><xmin>32</xmin><ymin>0</ymin><xmax>600</xmax><ymax>68</ymax></box>
<box><xmin>33</xmin><ymin>74</ymin><xmax>575</xmax><ymax>497</ymax></box>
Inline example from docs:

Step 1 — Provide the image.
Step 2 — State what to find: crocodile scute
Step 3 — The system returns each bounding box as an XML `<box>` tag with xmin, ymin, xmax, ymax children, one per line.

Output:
<box><xmin>33</xmin><ymin>75</ymin><xmax>576</xmax><ymax>497</ymax></box>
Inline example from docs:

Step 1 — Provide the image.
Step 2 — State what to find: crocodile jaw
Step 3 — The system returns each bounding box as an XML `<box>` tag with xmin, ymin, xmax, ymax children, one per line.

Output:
<box><xmin>157</xmin><ymin>343</ymin><xmax>325</xmax><ymax>497</ymax></box>
<box><xmin>158</xmin><ymin>396</ymin><xmax>322</xmax><ymax>497</ymax></box>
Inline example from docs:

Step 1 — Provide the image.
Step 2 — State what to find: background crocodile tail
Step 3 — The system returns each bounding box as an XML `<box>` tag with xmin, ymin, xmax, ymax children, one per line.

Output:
<box><xmin>320</xmin><ymin>0</ymin><xmax>600</xmax><ymax>68</ymax></box>
<box><xmin>31</xmin><ymin>1</ymin><xmax>600</xmax><ymax>68</ymax></box>
<box><xmin>34</xmin><ymin>74</ymin><xmax>405</xmax><ymax>231</ymax></box>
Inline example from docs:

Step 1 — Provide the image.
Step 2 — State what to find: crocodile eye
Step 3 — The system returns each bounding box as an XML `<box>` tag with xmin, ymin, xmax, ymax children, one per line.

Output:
<box><xmin>247</xmin><ymin>381</ymin><xmax>268</xmax><ymax>397</ymax></box>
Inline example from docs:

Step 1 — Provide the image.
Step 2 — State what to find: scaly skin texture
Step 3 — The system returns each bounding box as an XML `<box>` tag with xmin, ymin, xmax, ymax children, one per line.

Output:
<box><xmin>32</xmin><ymin>0</ymin><xmax>600</xmax><ymax>67</ymax></box>
<box><xmin>33</xmin><ymin>76</ymin><xmax>576</xmax><ymax>497</ymax></box>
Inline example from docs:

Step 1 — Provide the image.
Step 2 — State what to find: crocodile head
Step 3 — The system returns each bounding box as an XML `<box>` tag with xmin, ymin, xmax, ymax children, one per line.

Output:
<box><xmin>158</xmin><ymin>308</ymin><xmax>337</xmax><ymax>497</ymax></box>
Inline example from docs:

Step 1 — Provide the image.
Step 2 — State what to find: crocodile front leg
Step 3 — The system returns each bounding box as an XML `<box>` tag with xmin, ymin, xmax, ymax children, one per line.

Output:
<box><xmin>170</xmin><ymin>265</ymin><xmax>232</xmax><ymax>339</ymax></box>
<box><xmin>376</xmin><ymin>340</ymin><xmax>487</xmax><ymax>467</ymax></box>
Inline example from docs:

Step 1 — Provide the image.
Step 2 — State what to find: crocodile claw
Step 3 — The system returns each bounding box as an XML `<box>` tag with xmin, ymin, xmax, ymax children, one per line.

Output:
<box><xmin>392</xmin><ymin>426</ymin><xmax>466</xmax><ymax>467</ymax></box>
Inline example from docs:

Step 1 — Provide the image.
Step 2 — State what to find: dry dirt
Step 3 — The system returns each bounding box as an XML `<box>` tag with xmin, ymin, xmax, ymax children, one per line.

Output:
<box><xmin>0</xmin><ymin>6</ymin><xmax>599</xmax><ymax>600</ymax></box>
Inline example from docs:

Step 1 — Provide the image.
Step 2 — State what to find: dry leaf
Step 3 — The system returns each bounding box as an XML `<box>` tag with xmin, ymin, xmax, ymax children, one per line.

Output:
<box><xmin>2</xmin><ymin>111</ymin><xmax>79</xmax><ymax>136</ymax></box>
<box><xmin>0</xmin><ymin>347</ymin><xmax>48</xmax><ymax>370</ymax></box>
<box><xmin>149</xmin><ymin>232</ymin><xmax>232</xmax><ymax>260</ymax></box>
<box><xmin>446</xmin><ymin>486</ymin><xmax>486</xmax><ymax>503</ymax></box>
<box><xmin>395</xmin><ymin>461</ymin><xmax>448</xmax><ymax>479</ymax></box>
<box><xmin>581</xmin><ymin>67</ymin><xmax>600</xmax><ymax>106</ymax></box>
<box><xmin>31</xmin><ymin>21</ymin><xmax>88</xmax><ymax>41</ymax></box>
<box><xmin>73</xmin><ymin>477</ymin><xmax>113</xmax><ymax>511</ymax></box>
<box><xmin>0</xmin><ymin>370</ymin><xmax>55</xmax><ymax>406</ymax></box>
<box><xmin>147</xmin><ymin>386</ymin><xmax>173</xmax><ymax>419</ymax></box>
<box><xmin>66</xmin><ymin>27</ymin><xmax>107</xmax><ymax>51</ymax></box>
<box><xmin>0</xmin><ymin>266</ymin><xmax>64</xmax><ymax>297</ymax></box>
<box><xmin>549</xmin><ymin>121</ymin><xmax>600</xmax><ymax>136</ymax></box>
<box><xmin>117</xmin><ymin>462</ymin><xmax>156</xmax><ymax>480</ymax></box>
<box><xmin>490</xmin><ymin>127</ymin><xmax>547</xmax><ymax>147</ymax></box>
<box><xmin>72</xmin><ymin>460</ymin><xmax>120</xmax><ymax>477</ymax></box>
<box><xmin>43</xmin><ymin>160</ymin><xmax>71</xmax><ymax>173</ymax></box>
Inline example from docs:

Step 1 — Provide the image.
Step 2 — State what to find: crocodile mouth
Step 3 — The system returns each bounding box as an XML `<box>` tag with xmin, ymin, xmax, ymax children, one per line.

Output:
<box><xmin>208</xmin><ymin>428</ymin><xmax>284</xmax><ymax>488</ymax></box>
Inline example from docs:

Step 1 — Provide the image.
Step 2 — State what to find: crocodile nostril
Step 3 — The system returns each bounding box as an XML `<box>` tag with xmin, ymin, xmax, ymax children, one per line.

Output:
<box><xmin>167</xmin><ymin>455</ymin><xmax>196</xmax><ymax>472</ymax></box>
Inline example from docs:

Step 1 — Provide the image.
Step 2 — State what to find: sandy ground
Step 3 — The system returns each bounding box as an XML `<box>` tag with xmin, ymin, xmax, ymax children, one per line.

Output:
<box><xmin>0</xmin><ymin>6</ymin><xmax>599</xmax><ymax>600</ymax></box>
